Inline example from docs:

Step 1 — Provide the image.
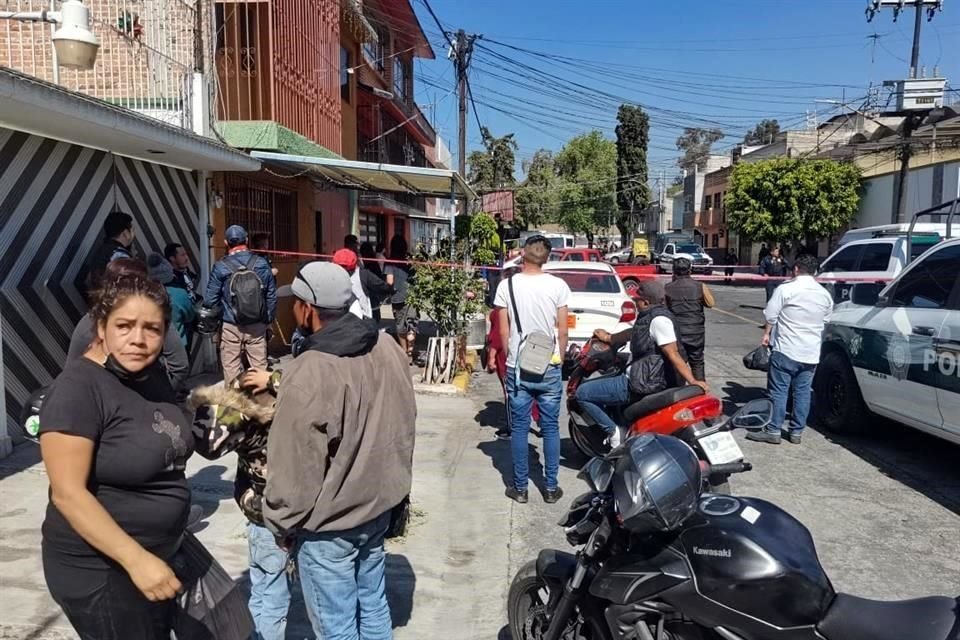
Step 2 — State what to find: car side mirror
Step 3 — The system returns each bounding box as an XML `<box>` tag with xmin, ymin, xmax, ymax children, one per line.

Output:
<box><xmin>850</xmin><ymin>282</ymin><xmax>884</xmax><ymax>307</ymax></box>
<box><xmin>730</xmin><ymin>399</ymin><xmax>773</xmax><ymax>430</ymax></box>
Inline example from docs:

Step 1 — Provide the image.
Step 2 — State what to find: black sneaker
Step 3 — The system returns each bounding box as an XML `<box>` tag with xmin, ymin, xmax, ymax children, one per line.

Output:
<box><xmin>495</xmin><ymin>427</ymin><xmax>511</xmax><ymax>441</ymax></box>
<box><xmin>786</xmin><ymin>432</ymin><xmax>802</xmax><ymax>445</ymax></box>
<box><xmin>746</xmin><ymin>430</ymin><xmax>782</xmax><ymax>445</ymax></box>
<box><xmin>543</xmin><ymin>487</ymin><xmax>564</xmax><ymax>504</ymax></box>
<box><xmin>505</xmin><ymin>487</ymin><xmax>529</xmax><ymax>504</ymax></box>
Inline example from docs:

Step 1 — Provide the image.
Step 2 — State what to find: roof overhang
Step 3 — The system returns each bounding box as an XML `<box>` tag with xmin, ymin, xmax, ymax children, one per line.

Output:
<box><xmin>374</xmin><ymin>0</ymin><xmax>435</xmax><ymax>59</ymax></box>
<box><xmin>250</xmin><ymin>151</ymin><xmax>475</xmax><ymax>199</ymax></box>
<box><xmin>0</xmin><ymin>68</ymin><xmax>261</xmax><ymax>173</ymax></box>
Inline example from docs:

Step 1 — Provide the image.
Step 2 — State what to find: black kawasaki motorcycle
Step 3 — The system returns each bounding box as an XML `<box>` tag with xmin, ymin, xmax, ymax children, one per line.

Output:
<box><xmin>508</xmin><ymin>400</ymin><xmax>960</xmax><ymax>640</ymax></box>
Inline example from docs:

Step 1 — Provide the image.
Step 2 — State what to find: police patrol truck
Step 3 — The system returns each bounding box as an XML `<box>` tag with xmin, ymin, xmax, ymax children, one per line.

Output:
<box><xmin>814</xmin><ymin>237</ymin><xmax>960</xmax><ymax>444</ymax></box>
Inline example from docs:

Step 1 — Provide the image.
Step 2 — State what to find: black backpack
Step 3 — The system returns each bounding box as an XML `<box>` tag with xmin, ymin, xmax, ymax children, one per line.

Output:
<box><xmin>226</xmin><ymin>254</ymin><xmax>266</xmax><ymax>325</ymax></box>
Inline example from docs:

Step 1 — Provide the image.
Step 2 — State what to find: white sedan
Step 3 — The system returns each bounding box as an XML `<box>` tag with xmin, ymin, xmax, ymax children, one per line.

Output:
<box><xmin>541</xmin><ymin>262</ymin><xmax>636</xmax><ymax>348</ymax></box>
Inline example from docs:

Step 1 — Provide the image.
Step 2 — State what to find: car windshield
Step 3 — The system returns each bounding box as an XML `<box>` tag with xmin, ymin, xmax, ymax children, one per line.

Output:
<box><xmin>553</xmin><ymin>272</ymin><xmax>621</xmax><ymax>294</ymax></box>
<box><xmin>677</xmin><ymin>244</ymin><xmax>702</xmax><ymax>254</ymax></box>
<box><xmin>549</xmin><ymin>237</ymin><xmax>566</xmax><ymax>249</ymax></box>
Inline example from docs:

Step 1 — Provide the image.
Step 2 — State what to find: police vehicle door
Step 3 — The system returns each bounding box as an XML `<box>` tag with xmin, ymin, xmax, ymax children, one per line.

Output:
<box><xmin>859</xmin><ymin>244</ymin><xmax>960</xmax><ymax>430</ymax></box>
<box><xmin>934</xmin><ymin>303</ymin><xmax>960</xmax><ymax>438</ymax></box>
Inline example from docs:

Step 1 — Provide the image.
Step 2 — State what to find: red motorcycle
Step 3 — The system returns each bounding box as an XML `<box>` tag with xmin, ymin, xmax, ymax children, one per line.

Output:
<box><xmin>565</xmin><ymin>339</ymin><xmax>749</xmax><ymax>492</ymax></box>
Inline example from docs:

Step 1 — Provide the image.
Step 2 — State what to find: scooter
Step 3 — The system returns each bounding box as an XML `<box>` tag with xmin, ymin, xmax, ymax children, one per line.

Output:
<box><xmin>508</xmin><ymin>399</ymin><xmax>960</xmax><ymax>640</ymax></box>
<box><xmin>566</xmin><ymin>339</ymin><xmax>743</xmax><ymax>493</ymax></box>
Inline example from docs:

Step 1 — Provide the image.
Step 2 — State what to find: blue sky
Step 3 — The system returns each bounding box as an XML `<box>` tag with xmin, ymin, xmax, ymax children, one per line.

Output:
<box><xmin>410</xmin><ymin>0</ymin><xmax>960</xmax><ymax>179</ymax></box>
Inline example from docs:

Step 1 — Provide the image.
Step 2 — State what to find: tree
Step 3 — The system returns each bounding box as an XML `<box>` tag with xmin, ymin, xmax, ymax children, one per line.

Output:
<box><xmin>407</xmin><ymin>264</ymin><xmax>486</xmax><ymax>337</ymax></box>
<box><xmin>454</xmin><ymin>211</ymin><xmax>501</xmax><ymax>265</ymax></box>
<box><xmin>514</xmin><ymin>150</ymin><xmax>560</xmax><ymax>229</ymax></box>
<box><xmin>726</xmin><ymin>158</ymin><xmax>862</xmax><ymax>251</ymax></box>
<box><xmin>615</xmin><ymin>104</ymin><xmax>651</xmax><ymax>245</ymax></box>
<box><xmin>744</xmin><ymin>119</ymin><xmax>781</xmax><ymax>146</ymax></box>
<box><xmin>467</xmin><ymin>127</ymin><xmax>518</xmax><ymax>191</ymax></box>
<box><xmin>676</xmin><ymin>127</ymin><xmax>724</xmax><ymax>172</ymax></box>
<box><xmin>554</xmin><ymin>131</ymin><xmax>617</xmax><ymax>239</ymax></box>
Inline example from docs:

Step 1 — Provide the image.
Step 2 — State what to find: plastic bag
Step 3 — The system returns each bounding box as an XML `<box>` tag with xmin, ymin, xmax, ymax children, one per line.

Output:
<box><xmin>743</xmin><ymin>346</ymin><xmax>771</xmax><ymax>372</ymax></box>
<box><xmin>171</xmin><ymin>532</ymin><xmax>254</xmax><ymax>640</ymax></box>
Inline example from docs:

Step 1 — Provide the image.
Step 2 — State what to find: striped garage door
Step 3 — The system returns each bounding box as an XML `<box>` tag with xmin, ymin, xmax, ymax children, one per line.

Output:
<box><xmin>0</xmin><ymin>127</ymin><xmax>201</xmax><ymax>440</ymax></box>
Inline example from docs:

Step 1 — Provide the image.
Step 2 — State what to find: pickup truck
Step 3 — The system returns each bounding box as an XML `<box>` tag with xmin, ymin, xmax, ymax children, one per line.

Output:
<box><xmin>548</xmin><ymin>248</ymin><xmax>605</xmax><ymax>262</ymax></box>
<box><xmin>612</xmin><ymin>262</ymin><xmax>657</xmax><ymax>297</ymax></box>
<box><xmin>815</xmin><ymin>237</ymin><xmax>960</xmax><ymax>444</ymax></box>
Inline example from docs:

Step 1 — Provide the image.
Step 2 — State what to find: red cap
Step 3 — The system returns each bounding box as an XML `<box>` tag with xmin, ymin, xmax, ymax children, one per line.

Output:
<box><xmin>332</xmin><ymin>248</ymin><xmax>358</xmax><ymax>272</ymax></box>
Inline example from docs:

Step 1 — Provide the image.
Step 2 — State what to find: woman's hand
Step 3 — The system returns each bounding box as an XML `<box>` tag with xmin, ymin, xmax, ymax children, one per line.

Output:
<box><xmin>125</xmin><ymin>549</ymin><xmax>182</xmax><ymax>601</ymax></box>
<box><xmin>240</xmin><ymin>368</ymin><xmax>272</xmax><ymax>394</ymax></box>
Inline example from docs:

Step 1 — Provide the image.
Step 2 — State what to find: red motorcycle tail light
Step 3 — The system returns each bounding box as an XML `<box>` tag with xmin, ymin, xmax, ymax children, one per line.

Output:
<box><xmin>673</xmin><ymin>396</ymin><xmax>722</xmax><ymax>423</ymax></box>
<box><xmin>630</xmin><ymin>394</ymin><xmax>723</xmax><ymax>436</ymax></box>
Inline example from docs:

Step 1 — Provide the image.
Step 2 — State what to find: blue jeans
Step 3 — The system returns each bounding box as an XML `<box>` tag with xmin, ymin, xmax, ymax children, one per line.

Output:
<box><xmin>767</xmin><ymin>350</ymin><xmax>817</xmax><ymax>435</ymax></box>
<box><xmin>574</xmin><ymin>374</ymin><xmax>630</xmax><ymax>434</ymax></box>
<box><xmin>296</xmin><ymin>511</ymin><xmax>392</xmax><ymax>640</ymax></box>
<box><xmin>506</xmin><ymin>365</ymin><xmax>562</xmax><ymax>492</ymax></box>
<box><xmin>247</xmin><ymin>522</ymin><xmax>291</xmax><ymax>640</ymax></box>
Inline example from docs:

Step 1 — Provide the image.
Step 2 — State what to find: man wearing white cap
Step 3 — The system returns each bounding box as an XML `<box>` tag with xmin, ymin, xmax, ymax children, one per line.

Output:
<box><xmin>263</xmin><ymin>261</ymin><xmax>416</xmax><ymax>640</ymax></box>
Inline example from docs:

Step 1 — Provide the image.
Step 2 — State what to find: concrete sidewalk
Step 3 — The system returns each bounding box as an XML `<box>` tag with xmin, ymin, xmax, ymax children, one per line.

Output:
<box><xmin>0</xmin><ymin>378</ymin><xmax>503</xmax><ymax>640</ymax></box>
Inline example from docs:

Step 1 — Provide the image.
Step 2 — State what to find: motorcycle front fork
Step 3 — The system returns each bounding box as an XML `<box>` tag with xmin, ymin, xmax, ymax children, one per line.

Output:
<box><xmin>544</xmin><ymin>559</ymin><xmax>590</xmax><ymax>640</ymax></box>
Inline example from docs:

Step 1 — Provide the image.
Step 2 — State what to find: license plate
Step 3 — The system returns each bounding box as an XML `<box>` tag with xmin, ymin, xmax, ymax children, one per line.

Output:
<box><xmin>568</xmin><ymin>315</ymin><xmax>577</xmax><ymax>329</ymax></box>
<box><xmin>699</xmin><ymin>431</ymin><xmax>744</xmax><ymax>465</ymax></box>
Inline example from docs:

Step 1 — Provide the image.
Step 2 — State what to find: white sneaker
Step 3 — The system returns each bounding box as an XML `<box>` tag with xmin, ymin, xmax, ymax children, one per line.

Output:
<box><xmin>606</xmin><ymin>428</ymin><xmax>622</xmax><ymax>449</ymax></box>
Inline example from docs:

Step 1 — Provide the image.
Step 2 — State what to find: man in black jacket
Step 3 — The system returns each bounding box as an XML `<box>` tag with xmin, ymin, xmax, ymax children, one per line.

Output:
<box><xmin>759</xmin><ymin>246</ymin><xmax>789</xmax><ymax>301</ymax></box>
<box><xmin>79</xmin><ymin>211</ymin><xmax>136</xmax><ymax>300</ymax></box>
<box><xmin>665</xmin><ymin>258</ymin><xmax>715</xmax><ymax>382</ymax></box>
<box><xmin>575</xmin><ymin>280</ymin><xmax>707</xmax><ymax>448</ymax></box>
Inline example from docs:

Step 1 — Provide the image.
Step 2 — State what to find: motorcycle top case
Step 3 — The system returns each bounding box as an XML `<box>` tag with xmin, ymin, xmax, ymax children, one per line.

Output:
<box><xmin>678</xmin><ymin>496</ymin><xmax>835</xmax><ymax>629</ymax></box>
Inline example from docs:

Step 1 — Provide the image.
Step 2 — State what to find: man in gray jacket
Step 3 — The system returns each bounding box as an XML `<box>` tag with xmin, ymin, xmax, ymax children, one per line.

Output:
<box><xmin>264</xmin><ymin>261</ymin><xmax>416</xmax><ymax>640</ymax></box>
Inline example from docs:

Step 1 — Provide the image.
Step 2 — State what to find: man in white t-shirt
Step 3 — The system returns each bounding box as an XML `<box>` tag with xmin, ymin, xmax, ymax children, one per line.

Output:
<box><xmin>578</xmin><ymin>279</ymin><xmax>708</xmax><ymax>448</ymax></box>
<box><xmin>493</xmin><ymin>235</ymin><xmax>571</xmax><ymax>505</ymax></box>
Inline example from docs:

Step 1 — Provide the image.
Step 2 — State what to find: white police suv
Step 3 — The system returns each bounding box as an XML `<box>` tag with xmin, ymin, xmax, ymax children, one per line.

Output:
<box><xmin>815</xmin><ymin>237</ymin><xmax>960</xmax><ymax>444</ymax></box>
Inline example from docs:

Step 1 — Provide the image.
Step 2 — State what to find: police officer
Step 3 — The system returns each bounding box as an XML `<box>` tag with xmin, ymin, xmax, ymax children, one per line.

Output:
<box><xmin>665</xmin><ymin>257</ymin><xmax>715</xmax><ymax>382</ymax></box>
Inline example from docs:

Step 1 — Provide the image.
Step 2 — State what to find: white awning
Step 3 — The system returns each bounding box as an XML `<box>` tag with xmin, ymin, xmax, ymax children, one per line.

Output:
<box><xmin>0</xmin><ymin>68</ymin><xmax>261</xmax><ymax>173</ymax></box>
<box><xmin>250</xmin><ymin>151</ymin><xmax>475</xmax><ymax>200</ymax></box>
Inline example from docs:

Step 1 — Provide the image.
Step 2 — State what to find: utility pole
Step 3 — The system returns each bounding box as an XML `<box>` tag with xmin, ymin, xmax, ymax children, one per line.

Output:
<box><xmin>451</xmin><ymin>29</ymin><xmax>478</xmax><ymax>180</ymax></box>
<box><xmin>866</xmin><ymin>0</ymin><xmax>945</xmax><ymax>223</ymax></box>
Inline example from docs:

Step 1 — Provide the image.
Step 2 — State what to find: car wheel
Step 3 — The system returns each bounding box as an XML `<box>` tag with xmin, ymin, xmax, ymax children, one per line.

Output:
<box><xmin>814</xmin><ymin>351</ymin><xmax>870</xmax><ymax>435</ymax></box>
<box><xmin>610</xmin><ymin>256</ymin><xmax>619</xmax><ymax>264</ymax></box>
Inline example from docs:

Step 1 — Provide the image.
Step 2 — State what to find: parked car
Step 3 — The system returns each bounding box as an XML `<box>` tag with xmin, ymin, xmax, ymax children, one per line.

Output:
<box><xmin>656</xmin><ymin>242</ymin><xmax>714</xmax><ymax>274</ymax></box>
<box><xmin>815</xmin><ymin>237</ymin><xmax>960</xmax><ymax>444</ymax></box>
<box><xmin>548</xmin><ymin>248</ymin><xmax>605</xmax><ymax>263</ymax></box>
<box><xmin>541</xmin><ymin>262</ymin><xmax>636</xmax><ymax>350</ymax></box>
<box><xmin>604</xmin><ymin>247</ymin><xmax>632</xmax><ymax>263</ymax></box>
<box><xmin>837</xmin><ymin>222</ymin><xmax>950</xmax><ymax>246</ymax></box>
<box><xmin>818</xmin><ymin>234</ymin><xmax>943</xmax><ymax>303</ymax></box>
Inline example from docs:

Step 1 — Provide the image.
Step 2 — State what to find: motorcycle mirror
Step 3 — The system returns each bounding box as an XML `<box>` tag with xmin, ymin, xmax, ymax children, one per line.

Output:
<box><xmin>730</xmin><ymin>399</ymin><xmax>774</xmax><ymax>430</ymax></box>
<box><xmin>577</xmin><ymin>457</ymin><xmax>615</xmax><ymax>494</ymax></box>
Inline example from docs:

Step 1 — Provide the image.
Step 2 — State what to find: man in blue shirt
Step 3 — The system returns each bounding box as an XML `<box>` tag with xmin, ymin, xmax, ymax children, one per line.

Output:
<box><xmin>205</xmin><ymin>225</ymin><xmax>278</xmax><ymax>385</ymax></box>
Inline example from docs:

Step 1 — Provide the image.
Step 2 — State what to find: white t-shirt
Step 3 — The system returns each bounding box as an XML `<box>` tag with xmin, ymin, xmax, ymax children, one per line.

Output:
<box><xmin>348</xmin><ymin>268</ymin><xmax>372</xmax><ymax>319</ymax></box>
<box><xmin>494</xmin><ymin>272</ymin><xmax>572</xmax><ymax>368</ymax></box>
<box><xmin>649</xmin><ymin>315</ymin><xmax>677</xmax><ymax>346</ymax></box>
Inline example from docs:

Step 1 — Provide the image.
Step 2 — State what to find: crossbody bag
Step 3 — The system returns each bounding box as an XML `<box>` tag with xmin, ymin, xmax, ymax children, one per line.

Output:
<box><xmin>508</xmin><ymin>275</ymin><xmax>556</xmax><ymax>378</ymax></box>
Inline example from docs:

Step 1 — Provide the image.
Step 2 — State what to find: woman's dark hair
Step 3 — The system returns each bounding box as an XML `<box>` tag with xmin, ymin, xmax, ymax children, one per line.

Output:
<box><xmin>90</xmin><ymin>271</ymin><xmax>171</xmax><ymax>330</ymax></box>
<box><xmin>359</xmin><ymin>242</ymin><xmax>376</xmax><ymax>260</ymax></box>
<box><xmin>390</xmin><ymin>234</ymin><xmax>408</xmax><ymax>259</ymax></box>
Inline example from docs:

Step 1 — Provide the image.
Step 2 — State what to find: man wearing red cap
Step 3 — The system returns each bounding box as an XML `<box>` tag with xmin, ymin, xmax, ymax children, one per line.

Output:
<box><xmin>333</xmin><ymin>248</ymin><xmax>373</xmax><ymax>320</ymax></box>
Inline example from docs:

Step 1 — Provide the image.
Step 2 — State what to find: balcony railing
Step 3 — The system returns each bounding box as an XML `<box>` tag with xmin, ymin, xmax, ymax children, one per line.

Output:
<box><xmin>0</xmin><ymin>0</ymin><xmax>199</xmax><ymax>130</ymax></box>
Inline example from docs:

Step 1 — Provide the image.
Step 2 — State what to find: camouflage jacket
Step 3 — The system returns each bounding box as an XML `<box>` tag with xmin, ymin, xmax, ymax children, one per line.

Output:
<box><xmin>190</xmin><ymin>372</ymin><xmax>281</xmax><ymax>525</ymax></box>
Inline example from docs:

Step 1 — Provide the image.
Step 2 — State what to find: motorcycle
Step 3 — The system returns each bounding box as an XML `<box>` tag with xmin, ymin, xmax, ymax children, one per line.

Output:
<box><xmin>566</xmin><ymin>340</ymin><xmax>742</xmax><ymax>493</ymax></box>
<box><xmin>508</xmin><ymin>399</ymin><xmax>960</xmax><ymax>640</ymax></box>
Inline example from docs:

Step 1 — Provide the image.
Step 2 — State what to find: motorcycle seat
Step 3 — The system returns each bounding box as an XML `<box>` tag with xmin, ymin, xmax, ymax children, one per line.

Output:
<box><xmin>818</xmin><ymin>593</ymin><xmax>959</xmax><ymax>640</ymax></box>
<box><xmin>623</xmin><ymin>385</ymin><xmax>704</xmax><ymax>424</ymax></box>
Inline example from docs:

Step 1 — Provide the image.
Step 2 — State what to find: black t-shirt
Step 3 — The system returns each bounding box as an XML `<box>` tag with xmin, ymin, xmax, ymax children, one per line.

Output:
<box><xmin>40</xmin><ymin>358</ymin><xmax>195</xmax><ymax>568</ymax></box>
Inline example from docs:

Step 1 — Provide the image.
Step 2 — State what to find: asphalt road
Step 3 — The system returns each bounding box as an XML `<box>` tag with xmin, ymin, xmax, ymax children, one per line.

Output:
<box><xmin>483</xmin><ymin>284</ymin><xmax>960</xmax><ymax>633</ymax></box>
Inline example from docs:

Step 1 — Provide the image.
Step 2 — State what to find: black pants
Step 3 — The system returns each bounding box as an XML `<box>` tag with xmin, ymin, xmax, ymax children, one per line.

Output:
<box><xmin>43</xmin><ymin>547</ymin><xmax>174</xmax><ymax>640</ymax></box>
<box><xmin>724</xmin><ymin>266</ymin><xmax>735</xmax><ymax>283</ymax></box>
<box><xmin>684</xmin><ymin>342</ymin><xmax>706</xmax><ymax>382</ymax></box>
<box><xmin>765</xmin><ymin>280</ymin><xmax>780</xmax><ymax>302</ymax></box>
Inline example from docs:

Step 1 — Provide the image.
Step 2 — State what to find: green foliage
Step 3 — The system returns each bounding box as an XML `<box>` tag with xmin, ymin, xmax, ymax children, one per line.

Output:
<box><xmin>726</xmin><ymin>158</ymin><xmax>862</xmax><ymax>246</ymax></box>
<box><xmin>455</xmin><ymin>212</ymin><xmax>501</xmax><ymax>265</ymax></box>
<box><xmin>676</xmin><ymin>127</ymin><xmax>724</xmax><ymax>171</ymax></box>
<box><xmin>615</xmin><ymin>104</ymin><xmax>651</xmax><ymax>243</ymax></box>
<box><xmin>407</xmin><ymin>264</ymin><xmax>486</xmax><ymax>337</ymax></box>
<box><xmin>554</xmin><ymin>131</ymin><xmax>617</xmax><ymax>237</ymax></box>
<box><xmin>515</xmin><ymin>150</ymin><xmax>559</xmax><ymax>229</ymax></box>
<box><xmin>744</xmin><ymin>119</ymin><xmax>781</xmax><ymax>146</ymax></box>
<box><xmin>467</xmin><ymin>127</ymin><xmax>519</xmax><ymax>191</ymax></box>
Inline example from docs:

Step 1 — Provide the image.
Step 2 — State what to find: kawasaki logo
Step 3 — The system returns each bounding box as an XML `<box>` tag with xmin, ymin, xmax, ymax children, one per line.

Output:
<box><xmin>693</xmin><ymin>546</ymin><xmax>732</xmax><ymax>558</ymax></box>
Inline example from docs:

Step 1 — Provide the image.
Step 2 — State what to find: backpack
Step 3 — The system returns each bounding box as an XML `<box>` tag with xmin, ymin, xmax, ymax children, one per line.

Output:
<box><xmin>226</xmin><ymin>255</ymin><xmax>266</xmax><ymax>325</ymax></box>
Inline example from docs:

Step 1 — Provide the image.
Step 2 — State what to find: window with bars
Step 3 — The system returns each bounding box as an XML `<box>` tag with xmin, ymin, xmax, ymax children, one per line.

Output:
<box><xmin>224</xmin><ymin>176</ymin><xmax>299</xmax><ymax>256</ymax></box>
<box><xmin>363</xmin><ymin>26</ymin><xmax>387</xmax><ymax>74</ymax></box>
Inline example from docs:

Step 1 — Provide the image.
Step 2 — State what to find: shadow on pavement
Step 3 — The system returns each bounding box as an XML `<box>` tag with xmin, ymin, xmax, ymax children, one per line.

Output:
<box><xmin>807</xmin><ymin>417</ymin><xmax>960</xmax><ymax>516</ymax></box>
<box><xmin>720</xmin><ymin>380</ymin><xmax>768</xmax><ymax>415</ymax></box>
<box><xmin>0</xmin><ymin>442</ymin><xmax>41</xmax><ymax>482</ymax></box>
<box><xmin>476</xmin><ymin>400</ymin><xmax>506</xmax><ymax>430</ymax></box>
<box><xmin>477</xmin><ymin>440</ymin><xmax>547</xmax><ymax>494</ymax></box>
<box><xmin>188</xmin><ymin>464</ymin><xmax>235</xmax><ymax>520</ymax></box>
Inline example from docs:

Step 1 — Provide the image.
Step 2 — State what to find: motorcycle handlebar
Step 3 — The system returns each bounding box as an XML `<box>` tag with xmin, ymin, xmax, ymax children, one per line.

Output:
<box><xmin>705</xmin><ymin>461</ymin><xmax>753</xmax><ymax>476</ymax></box>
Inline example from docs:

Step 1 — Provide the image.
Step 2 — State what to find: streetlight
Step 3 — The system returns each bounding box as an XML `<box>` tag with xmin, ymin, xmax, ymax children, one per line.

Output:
<box><xmin>0</xmin><ymin>0</ymin><xmax>99</xmax><ymax>71</ymax></box>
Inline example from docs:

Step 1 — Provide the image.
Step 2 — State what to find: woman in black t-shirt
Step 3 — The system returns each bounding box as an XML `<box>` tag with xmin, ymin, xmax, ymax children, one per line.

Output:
<box><xmin>39</xmin><ymin>273</ymin><xmax>194</xmax><ymax>639</ymax></box>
